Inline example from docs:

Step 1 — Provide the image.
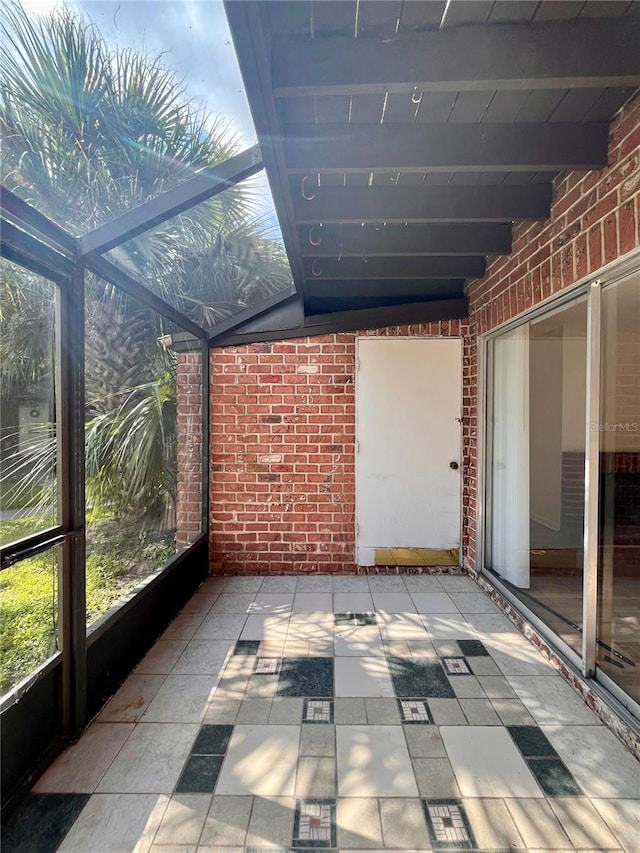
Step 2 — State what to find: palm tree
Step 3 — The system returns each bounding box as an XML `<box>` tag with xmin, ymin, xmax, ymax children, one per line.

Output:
<box><xmin>0</xmin><ymin>1</ymin><xmax>292</xmax><ymax>524</ymax></box>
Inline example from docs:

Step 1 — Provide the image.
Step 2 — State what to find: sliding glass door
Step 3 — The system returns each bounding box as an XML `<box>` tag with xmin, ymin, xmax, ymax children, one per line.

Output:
<box><xmin>488</xmin><ymin>297</ymin><xmax>588</xmax><ymax>656</ymax></box>
<box><xmin>596</xmin><ymin>271</ymin><xmax>640</xmax><ymax>705</ymax></box>
<box><xmin>486</xmin><ymin>265</ymin><xmax>639</xmax><ymax>715</ymax></box>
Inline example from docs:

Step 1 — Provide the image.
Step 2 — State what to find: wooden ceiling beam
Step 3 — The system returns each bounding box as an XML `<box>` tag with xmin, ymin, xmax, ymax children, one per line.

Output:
<box><xmin>285</xmin><ymin>122</ymin><xmax>609</xmax><ymax>172</ymax></box>
<box><xmin>272</xmin><ymin>17</ymin><xmax>640</xmax><ymax>96</ymax></box>
<box><xmin>293</xmin><ymin>183</ymin><xmax>552</xmax><ymax>223</ymax></box>
<box><xmin>305</xmin><ymin>278</ymin><xmax>465</xmax><ymax>298</ymax></box>
<box><xmin>298</xmin><ymin>223</ymin><xmax>512</xmax><ymax>256</ymax></box>
<box><xmin>303</xmin><ymin>256</ymin><xmax>486</xmax><ymax>278</ymax></box>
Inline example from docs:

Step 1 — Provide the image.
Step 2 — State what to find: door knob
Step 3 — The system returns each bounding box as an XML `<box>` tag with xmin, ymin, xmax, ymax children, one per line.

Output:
<box><xmin>449</xmin><ymin>461</ymin><xmax>459</xmax><ymax>470</ymax></box>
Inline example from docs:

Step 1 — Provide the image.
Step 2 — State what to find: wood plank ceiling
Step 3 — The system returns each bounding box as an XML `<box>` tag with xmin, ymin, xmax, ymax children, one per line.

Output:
<box><xmin>225</xmin><ymin>0</ymin><xmax>640</xmax><ymax>324</ymax></box>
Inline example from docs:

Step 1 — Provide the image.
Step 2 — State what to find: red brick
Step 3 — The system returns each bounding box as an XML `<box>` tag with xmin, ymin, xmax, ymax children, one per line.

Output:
<box><xmin>193</xmin><ymin>94</ymin><xmax>639</xmax><ymax>576</ymax></box>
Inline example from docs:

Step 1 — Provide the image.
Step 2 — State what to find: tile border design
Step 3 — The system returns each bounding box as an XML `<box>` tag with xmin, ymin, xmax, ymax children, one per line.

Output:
<box><xmin>442</xmin><ymin>658</ymin><xmax>471</xmax><ymax>676</ymax></box>
<box><xmin>175</xmin><ymin>724</ymin><xmax>234</xmax><ymax>794</ymax></box>
<box><xmin>422</xmin><ymin>799</ymin><xmax>475</xmax><ymax>850</ymax></box>
<box><xmin>303</xmin><ymin>698</ymin><xmax>334</xmax><ymax>723</ymax></box>
<box><xmin>292</xmin><ymin>799</ymin><xmax>337</xmax><ymax>848</ymax></box>
<box><xmin>398</xmin><ymin>698</ymin><xmax>431</xmax><ymax>724</ymax></box>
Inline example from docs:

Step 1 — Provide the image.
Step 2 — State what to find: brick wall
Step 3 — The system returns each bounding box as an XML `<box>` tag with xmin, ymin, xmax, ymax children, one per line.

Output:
<box><xmin>209</xmin><ymin>321</ymin><xmax>474</xmax><ymax>575</ymax></box>
<box><xmin>467</xmin><ymin>94</ymin><xmax>639</xmax><ymax>336</ymax></box>
<box><xmin>198</xmin><ymin>92</ymin><xmax>639</xmax><ymax>576</ymax></box>
<box><xmin>175</xmin><ymin>352</ymin><xmax>204</xmax><ymax>549</ymax></box>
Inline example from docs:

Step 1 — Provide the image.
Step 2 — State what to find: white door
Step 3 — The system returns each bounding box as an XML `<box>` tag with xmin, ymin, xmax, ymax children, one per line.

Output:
<box><xmin>356</xmin><ymin>338</ymin><xmax>462</xmax><ymax>565</ymax></box>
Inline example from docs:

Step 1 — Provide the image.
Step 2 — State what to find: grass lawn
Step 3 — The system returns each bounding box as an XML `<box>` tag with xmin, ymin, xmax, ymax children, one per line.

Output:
<box><xmin>0</xmin><ymin>515</ymin><xmax>175</xmax><ymax>694</ymax></box>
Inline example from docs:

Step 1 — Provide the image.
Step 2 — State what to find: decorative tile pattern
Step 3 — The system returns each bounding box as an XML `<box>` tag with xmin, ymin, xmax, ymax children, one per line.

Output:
<box><xmin>399</xmin><ymin>699</ymin><xmax>431</xmax><ymax>723</ymax></box>
<box><xmin>458</xmin><ymin>639</ymin><xmax>489</xmax><ymax>656</ymax></box>
<box><xmin>293</xmin><ymin>799</ymin><xmax>336</xmax><ymax>847</ymax></box>
<box><xmin>254</xmin><ymin>657</ymin><xmax>281</xmax><ymax>675</ymax></box>
<box><xmin>388</xmin><ymin>657</ymin><xmax>456</xmax><ymax>698</ymax></box>
<box><xmin>304</xmin><ymin>699</ymin><xmax>334</xmax><ymax>723</ymax></box>
<box><xmin>507</xmin><ymin>725</ymin><xmax>582</xmax><ymax>796</ymax></box>
<box><xmin>527</xmin><ymin>757</ymin><xmax>582</xmax><ymax>796</ymax></box>
<box><xmin>1</xmin><ymin>793</ymin><xmax>91</xmax><ymax>853</ymax></box>
<box><xmin>442</xmin><ymin>657</ymin><xmax>471</xmax><ymax>676</ymax></box>
<box><xmin>334</xmin><ymin>613</ymin><xmax>376</xmax><ymax>626</ymax></box>
<box><xmin>234</xmin><ymin>640</ymin><xmax>260</xmax><ymax>656</ymax></box>
<box><xmin>423</xmin><ymin>799</ymin><xmax>474</xmax><ymax>849</ymax></box>
<box><xmin>508</xmin><ymin>725</ymin><xmax>557</xmax><ymax>757</ymax></box>
<box><xmin>278</xmin><ymin>657</ymin><xmax>334</xmax><ymax>697</ymax></box>
<box><xmin>175</xmin><ymin>724</ymin><xmax>234</xmax><ymax>793</ymax></box>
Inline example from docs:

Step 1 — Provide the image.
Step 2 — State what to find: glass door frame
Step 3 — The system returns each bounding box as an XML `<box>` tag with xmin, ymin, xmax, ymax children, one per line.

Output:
<box><xmin>0</xmin><ymin>234</ymin><xmax>87</xmax><ymax>738</ymax></box>
<box><xmin>479</xmin><ymin>249</ymin><xmax>640</xmax><ymax>722</ymax></box>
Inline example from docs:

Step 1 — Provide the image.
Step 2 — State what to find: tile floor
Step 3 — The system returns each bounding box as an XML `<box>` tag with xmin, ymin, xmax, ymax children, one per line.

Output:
<box><xmin>4</xmin><ymin>573</ymin><xmax>640</xmax><ymax>853</ymax></box>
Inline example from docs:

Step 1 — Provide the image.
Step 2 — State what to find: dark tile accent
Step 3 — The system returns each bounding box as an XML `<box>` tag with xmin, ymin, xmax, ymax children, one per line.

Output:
<box><xmin>175</xmin><ymin>754</ymin><xmax>224</xmax><ymax>793</ymax></box>
<box><xmin>234</xmin><ymin>640</ymin><xmax>260</xmax><ymax>656</ymax></box>
<box><xmin>422</xmin><ymin>799</ymin><xmax>475</xmax><ymax>850</ymax></box>
<box><xmin>192</xmin><ymin>724</ymin><xmax>234</xmax><ymax>755</ymax></box>
<box><xmin>527</xmin><ymin>758</ymin><xmax>582</xmax><ymax>796</ymax></box>
<box><xmin>388</xmin><ymin>657</ymin><xmax>455</xmax><ymax>699</ymax></box>
<box><xmin>398</xmin><ymin>698</ymin><xmax>431</xmax><ymax>723</ymax></box>
<box><xmin>278</xmin><ymin>658</ymin><xmax>334</xmax><ymax>697</ymax></box>
<box><xmin>334</xmin><ymin>613</ymin><xmax>376</xmax><ymax>626</ymax></box>
<box><xmin>457</xmin><ymin>640</ymin><xmax>489</xmax><ymax>657</ymax></box>
<box><xmin>303</xmin><ymin>698</ymin><xmax>334</xmax><ymax>723</ymax></box>
<box><xmin>1</xmin><ymin>793</ymin><xmax>90</xmax><ymax>853</ymax></box>
<box><xmin>508</xmin><ymin>725</ymin><xmax>557</xmax><ymax>757</ymax></box>
<box><xmin>292</xmin><ymin>799</ymin><xmax>337</xmax><ymax>848</ymax></box>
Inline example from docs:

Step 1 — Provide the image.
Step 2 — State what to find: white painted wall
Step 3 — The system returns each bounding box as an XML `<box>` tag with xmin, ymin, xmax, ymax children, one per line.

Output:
<box><xmin>355</xmin><ymin>338</ymin><xmax>462</xmax><ymax>565</ymax></box>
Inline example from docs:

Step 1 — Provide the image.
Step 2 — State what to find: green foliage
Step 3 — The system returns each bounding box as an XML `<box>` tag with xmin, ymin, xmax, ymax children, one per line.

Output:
<box><xmin>0</xmin><ymin>514</ymin><xmax>177</xmax><ymax>693</ymax></box>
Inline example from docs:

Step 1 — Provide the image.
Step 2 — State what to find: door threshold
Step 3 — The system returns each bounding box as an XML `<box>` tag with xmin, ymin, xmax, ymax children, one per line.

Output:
<box><xmin>375</xmin><ymin>547</ymin><xmax>459</xmax><ymax>567</ymax></box>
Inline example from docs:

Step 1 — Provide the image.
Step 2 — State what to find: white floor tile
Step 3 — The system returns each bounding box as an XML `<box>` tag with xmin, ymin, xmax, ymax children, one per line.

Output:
<box><xmin>403</xmin><ymin>576</ymin><xmax>445</xmax><ymax>592</ymax></box>
<box><xmin>508</xmin><ymin>676</ymin><xmax>600</xmax><ymax>725</ymax></box>
<box><xmin>292</xmin><ymin>593</ymin><xmax>333</xmax><ymax>613</ymax></box>
<box><xmin>333</xmin><ymin>576</ymin><xmax>370</xmax><ymax>592</ymax></box>
<box><xmin>334</xmin><ymin>656</ymin><xmax>395</xmax><ymax>697</ymax></box>
<box><xmin>57</xmin><ymin>793</ymin><xmax>167</xmax><ymax>853</ymax></box>
<box><xmin>378</xmin><ymin>612</ymin><xmax>428</xmax><ymax>642</ymax></box>
<box><xmin>333</xmin><ymin>592</ymin><xmax>375</xmax><ymax>612</ymax></box>
<box><xmin>215</xmin><ymin>725</ymin><xmax>300</xmax><ymax>796</ymax></box>
<box><xmin>420</xmin><ymin>614</ymin><xmax>477</xmax><ymax>640</ymax></box>
<box><xmin>222</xmin><ymin>577</ymin><xmax>264</xmax><ymax>593</ymax></box>
<box><xmin>371</xmin><ymin>592</ymin><xmax>417</xmax><ymax>613</ymax></box>
<box><xmin>135</xmin><ymin>640</ymin><xmax>188</xmax><ymax>674</ymax></box>
<box><xmin>96</xmin><ymin>723</ymin><xmax>199</xmax><ymax>794</ymax></box>
<box><xmin>33</xmin><ymin>723</ymin><xmax>134</xmax><ymax>793</ymax></box>
<box><xmin>297</xmin><ymin>575</ymin><xmax>333</xmax><ymax>592</ymax></box>
<box><xmin>441</xmin><ymin>725</ymin><xmax>543</xmax><ymax>798</ymax></box>
<box><xmin>172</xmin><ymin>640</ymin><xmax>233</xmax><ymax>675</ymax></box>
<box><xmin>411</xmin><ymin>592</ymin><xmax>460</xmax><ymax>613</ymax></box>
<box><xmin>97</xmin><ymin>674</ymin><xmax>167</xmax><ymax>723</ymax></box>
<box><xmin>543</xmin><ymin>725</ymin><xmax>640</xmax><ymax>798</ymax></box>
<box><xmin>592</xmin><ymin>798</ymin><xmax>640</xmax><ymax>852</ymax></box>
<box><xmin>210</xmin><ymin>594</ymin><xmax>256</xmax><ymax>614</ymax></box>
<box><xmin>437</xmin><ymin>576</ymin><xmax>479</xmax><ymax>592</ymax></box>
<box><xmin>153</xmin><ymin>793</ymin><xmax>211</xmax><ymax>845</ymax></box>
<box><xmin>249</xmin><ymin>593</ymin><xmax>294</xmax><ymax>614</ymax></box>
<box><xmin>336</xmin><ymin>725</ymin><xmax>418</xmax><ymax>797</ymax></box>
<box><xmin>334</xmin><ymin>626</ymin><xmax>384</xmax><ymax>657</ymax></box>
<box><xmin>240</xmin><ymin>614</ymin><xmax>289</xmax><ymax>641</ymax></box>
<box><xmin>161</xmin><ymin>613</ymin><xmax>206</xmax><ymax>640</ymax></box>
<box><xmin>141</xmin><ymin>674</ymin><xmax>216</xmax><ymax>723</ymax></box>
<box><xmin>193</xmin><ymin>614</ymin><xmax>247</xmax><ymax>640</ymax></box>
<box><xmin>449</xmin><ymin>593</ymin><xmax>501</xmax><ymax>613</ymax></box>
